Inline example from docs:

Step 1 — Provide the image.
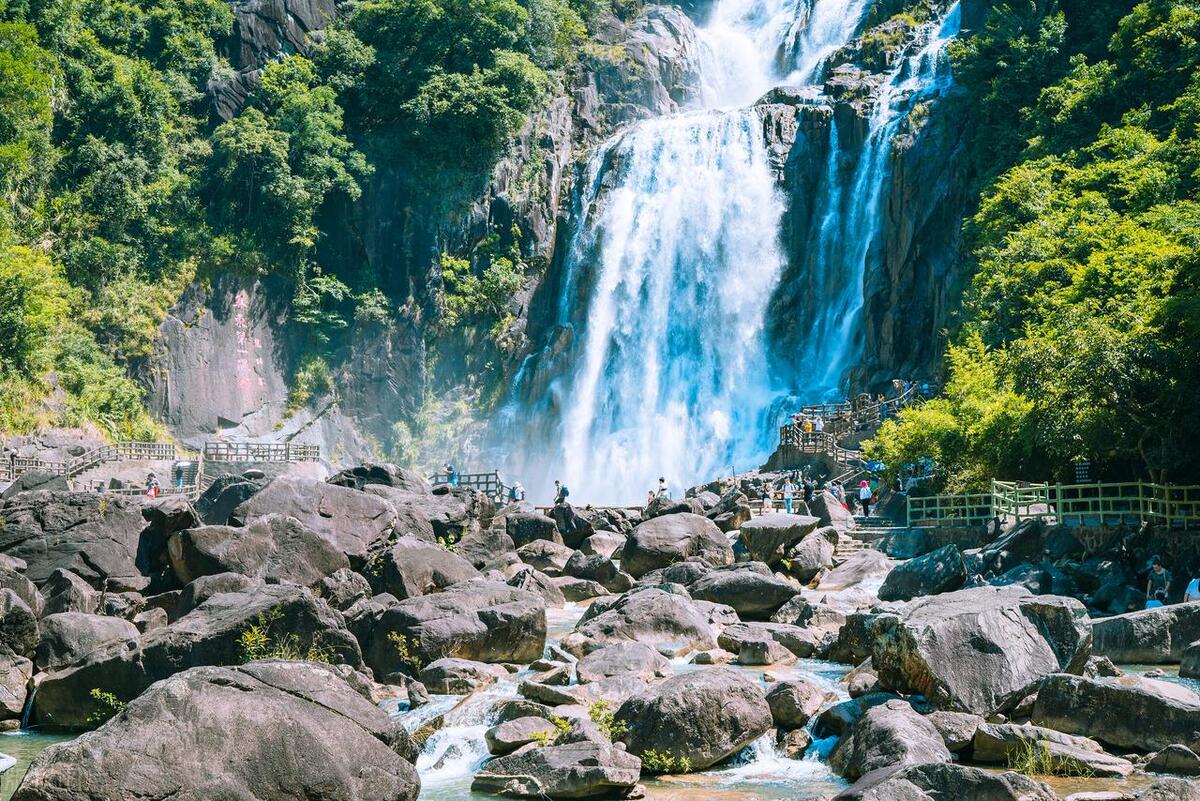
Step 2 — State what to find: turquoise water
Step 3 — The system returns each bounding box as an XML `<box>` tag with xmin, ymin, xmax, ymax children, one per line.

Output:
<box><xmin>0</xmin><ymin>731</ymin><xmax>73</xmax><ymax>800</ymax></box>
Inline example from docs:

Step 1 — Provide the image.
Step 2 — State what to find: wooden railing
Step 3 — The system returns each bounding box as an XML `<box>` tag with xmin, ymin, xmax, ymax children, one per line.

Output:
<box><xmin>908</xmin><ymin>480</ymin><xmax>1200</xmax><ymax>529</ymax></box>
<box><xmin>203</xmin><ymin>442</ymin><xmax>320</xmax><ymax>463</ymax></box>
<box><xmin>430</xmin><ymin>470</ymin><xmax>510</xmax><ymax>498</ymax></box>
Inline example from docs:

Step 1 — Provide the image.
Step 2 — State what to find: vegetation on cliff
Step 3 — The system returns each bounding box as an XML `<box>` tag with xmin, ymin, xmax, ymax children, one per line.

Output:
<box><xmin>0</xmin><ymin>0</ymin><xmax>622</xmax><ymax>437</ymax></box>
<box><xmin>868</xmin><ymin>0</ymin><xmax>1200</xmax><ymax>488</ymax></box>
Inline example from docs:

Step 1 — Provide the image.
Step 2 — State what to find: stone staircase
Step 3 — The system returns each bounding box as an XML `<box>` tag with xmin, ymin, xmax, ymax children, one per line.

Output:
<box><xmin>835</xmin><ymin>515</ymin><xmax>906</xmax><ymax>559</ymax></box>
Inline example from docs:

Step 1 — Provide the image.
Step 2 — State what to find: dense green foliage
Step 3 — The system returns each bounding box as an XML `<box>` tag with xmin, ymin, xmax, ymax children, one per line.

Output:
<box><xmin>869</xmin><ymin>0</ymin><xmax>1200</xmax><ymax>487</ymax></box>
<box><xmin>0</xmin><ymin>0</ymin><xmax>614</xmax><ymax>437</ymax></box>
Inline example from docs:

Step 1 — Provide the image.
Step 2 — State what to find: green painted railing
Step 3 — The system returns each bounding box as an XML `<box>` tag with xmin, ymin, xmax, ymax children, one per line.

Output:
<box><xmin>908</xmin><ymin>480</ymin><xmax>1200</xmax><ymax>529</ymax></box>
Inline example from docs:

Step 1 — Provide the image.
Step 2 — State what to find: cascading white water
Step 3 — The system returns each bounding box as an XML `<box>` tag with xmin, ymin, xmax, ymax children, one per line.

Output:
<box><xmin>507</xmin><ymin>0</ymin><xmax>962</xmax><ymax>504</ymax></box>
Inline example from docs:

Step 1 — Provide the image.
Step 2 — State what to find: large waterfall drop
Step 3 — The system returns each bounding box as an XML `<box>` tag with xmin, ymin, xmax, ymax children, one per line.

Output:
<box><xmin>506</xmin><ymin>0</ymin><xmax>961</xmax><ymax>504</ymax></box>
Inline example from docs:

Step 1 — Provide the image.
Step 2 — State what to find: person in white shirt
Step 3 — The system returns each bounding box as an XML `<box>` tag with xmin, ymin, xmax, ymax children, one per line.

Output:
<box><xmin>858</xmin><ymin>480</ymin><xmax>873</xmax><ymax>516</ymax></box>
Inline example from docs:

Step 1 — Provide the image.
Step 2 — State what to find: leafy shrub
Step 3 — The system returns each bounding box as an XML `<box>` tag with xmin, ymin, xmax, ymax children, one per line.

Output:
<box><xmin>588</xmin><ymin>699</ymin><xmax>628</xmax><ymax>740</ymax></box>
<box><xmin>85</xmin><ymin>688</ymin><xmax>127</xmax><ymax>729</ymax></box>
<box><xmin>1006</xmin><ymin>739</ymin><xmax>1094</xmax><ymax>778</ymax></box>
<box><xmin>639</xmin><ymin>748</ymin><xmax>691</xmax><ymax>774</ymax></box>
<box><xmin>238</xmin><ymin>607</ymin><xmax>336</xmax><ymax>664</ymax></box>
<box><xmin>387</xmin><ymin>631</ymin><xmax>424</xmax><ymax>672</ymax></box>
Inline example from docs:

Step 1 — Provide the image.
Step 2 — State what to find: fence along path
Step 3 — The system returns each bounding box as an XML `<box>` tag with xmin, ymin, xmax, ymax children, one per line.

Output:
<box><xmin>908</xmin><ymin>479</ymin><xmax>1200</xmax><ymax>529</ymax></box>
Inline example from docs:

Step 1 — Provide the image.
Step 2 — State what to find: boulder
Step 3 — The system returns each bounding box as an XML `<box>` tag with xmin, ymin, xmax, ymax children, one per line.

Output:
<box><xmin>1184</xmin><ymin>641</ymin><xmax>1200</xmax><ymax>679</ymax></box>
<box><xmin>787</xmin><ymin>529</ymin><xmax>836</xmax><ymax>583</ymax></box>
<box><xmin>0</xmin><ymin>590</ymin><xmax>38</xmax><ymax>657</ymax></box>
<box><xmin>871</xmin><ymin>587</ymin><xmax>1091</xmax><ymax>716</ymax></box>
<box><xmin>456</xmin><ymin>526</ymin><xmax>517</xmax><ymax>570</ymax></box>
<box><xmin>517</xmin><ymin>540</ymin><xmax>576</xmax><ymax>576</ymax></box>
<box><xmin>377</xmin><ymin>538</ymin><xmax>481</xmax><ymax>599</ymax></box>
<box><xmin>552</xmin><ymin>577</ymin><xmax>611</xmax><ymax>602</ymax></box>
<box><xmin>737</xmin><ymin>513</ymin><xmax>821</xmax><ymax>565</ymax></box>
<box><xmin>707</xmin><ymin>489</ymin><xmax>752</xmax><ymax>533</ymax></box>
<box><xmin>549</xmin><ymin>503</ymin><xmax>595</xmax><ymax>549</ymax></box>
<box><xmin>830</xmin><ymin>699</ymin><xmax>951</xmax><ymax>780</ymax></box>
<box><xmin>1135</xmin><ymin>778</ymin><xmax>1200</xmax><ymax>800</ymax></box>
<box><xmin>13</xmin><ymin>661</ymin><xmax>420</xmax><ymax>801</ymax></box>
<box><xmin>576</xmin><ymin>642</ymin><xmax>671</xmax><ymax>683</ymax></box>
<box><xmin>0</xmin><ymin>651</ymin><xmax>31</xmax><ymax>719</ymax></box>
<box><xmin>1092</xmin><ymin>604</ymin><xmax>1200</xmax><ymax>664</ymax></box>
<box><xmin>194</xmin><ymin>476</ymin><xmax>264</xmax><ymax>526</ymax></box>
<box><xmin>877</xmin><ymin>544</ymin><xmax>966</xmax><ymax>602</ymax></box>
<box><xmin>39</xmin><ymin>568</ymin><xmax>100</xmax><ymax>615</ymax></box>
<box><xmin>561</xmin><ymin>588</ymin><xmax>716</xmax><ymax>657</ymax></box>
<box><xmin>168</xmin><ymin>514</ymin><xmax>349</xmax><ymax>587</ymax></box>
<box><xmin>231</xmin><ymin>477</ymin><xmax>398</xmax><ymax>565</ymax></box>
<box><xmin>1147</xmin><ymin>744</ymin><xmax>1200</xmax><ymax>776</ymax></box>
<box><xmin>0</xmin><ymin>567</ymin><xmax>43</xmax><ymax>618</ymax></box>
<box><xmin>736</xmin><ymin>638</ymin><xmax>795</xmax><ymax>665</ymax></box>
<box><xmin>173</xmin><ymin>572</ymin><xmax>260</xmax><ymax>619</ymax></box>
<box><xmin>580</xmin><ymin>532</ymin><xmax>625</xmax><ymax>560</ymax></box>
<box><xmin>832</xmin><ymin>762</ymin><xmax>1058</xmax><ymax>801</ymax></box>
<box><xmin>686</xmin><ymin>564</ymin><xmax>798</xmax><ymax>619</ymax></box>
<box><xmin>0</xmin><ymin>491</ymin><xmax>152</xmax><ymax>591</ymax></box>
<box><xmin>765</xmin><ymin>678</ymin><xmax>829</xmax><ymax>729</ymax></box>
<box><xmin>319</xmin><ymin>568</ymin><xmax>372</xmax><ymax>611</ymax></box>
<box><xmin>31</xmin><ymin>584</ymin><xmax>360</xmax><ymax>729</ymax></box>
<box><xmin>471</xmin><ymin>741</ymin><xmax>640</xmax><ymax>798</ymax></box>
<box><xmin>505</xmin><ymin>512</ymin><xmax>562</xmax><ymax>547</ymax></box>
<box><xmin>814</xmin><ymin>693</ymin><xmax>899</xmax><ymax>740</ymax></box>
<box><xmin>327</xmin><ymin>464</ymin><xmax>430</xmax><ymax>494</ymax></box>
<box><xmin>972</xmin><ymin>721</ymin><xmax>1135</xmax><ymax>777</ymax></box>
<box><xmin>770</xmin><ymin>595</ymin><xmax>846</xmax><ymax>637</ymax></box>
<box><xmin>520</xmin><ymin>675</ymin><xmax>646</xmax><ymax>709</ymax></box>
<box><xmin>817</xmin><ymin>549</ymin><xmax>894</xmax><ymax>591</ymax></box>
<box><xmin>368</xmin><ymin>485</ymin><xmax>493</xmax><ymax>545</ymax></box>
<box><xmin>926</xmin><ymin>711</ymin><xmax>982</xmax><ymax>752</ymax></box>
<box><xmin>562</xmin><ymin>552</ymin><xmax>632</xmax><ymax>593</ymax></box>
<box><xmin>355</xmin><ymin>580</ymin><xmax>546</xmax><ymax>675</ymax></box>
<box><xmin>34</xmin><ymin>613</ymin><xmax>139</xmax><ymax>672</ymax></box>
<box><xmin>809</xmin><ymin>491</ymin><xmax>856</xmax><ymax>532</ymax></box>
<box><xmin>717</xmin><ymin>622</ymin><xmax>825</xmax><ymax>659</ymax></box>
<box><xmin>419</xmin><ymin>658</ymin><xmax>510</xmax><ymax>694</ymax></box>
<box><xmin>620</xmin><ymin>513</ymin><xmax>733</xmax><ymax>578</ymax></box>
<box><xmin>615</xmin><ymin>668</ymin><xmax>771</xmax><ymax>770</ymax></box>
<box><xmin>507</xmin><ymin>567</ymin><xmax>568</xmax><ymax>607</ymax></box>
<box><xmin>1032</xmin><ymin>674</ymin><xmax>1200</xmax><ymax>753</ymax></box>
<box><xmin>485</xmin><ymin>716</ymin><xmax>559</xmax><ymax>756</ymax></box>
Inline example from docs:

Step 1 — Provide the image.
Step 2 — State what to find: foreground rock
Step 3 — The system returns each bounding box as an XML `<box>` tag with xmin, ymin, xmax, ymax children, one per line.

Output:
<box><xmin>737</xmin><ymin>513</ymin><xmax>820</xmax><ymax>566</ymax></box>
<box><xmin>870</xmin><ymin>586</ymin><xmax>1091</xmax><ymax>716</ymax></box>
<box><xmin>686</xmin><ymin>564</ymin><xmax>798</xmax><ymax>619</ymax></box>
<box><xmin>13</xmin><ymin>661</ymin><xmax>420</xmax><ymax>801</ymax></box>
<box><xmin>377</xmin><ymin>538</ymin><xmax>481</xmax><ymax>599</ymax></box>
<box><xmin>1032</xmin><ymin>674</ymin><xmax>1200</xmax><ymax>752</ymax></box>
<box><xmin>356</xmin><ymin>580</ymin><xmax>546</xmax><ymax>674</ymax></box>
<box><xmin>972</xmin><ymin>721</ymin><xmax>1134</xmax><ymax>777</ymax></box>
<box><xmin>1092</xmin><ymin>604</ymin><xmax>1200</xmax><ymax>664</ymax></box>
<box><xmin>577</xmin><ymin>642</ymin><xmax>671</xmax><ymax>683</ymax></box>
<box><xmin>877</xmin><ymin>544</ymin><xmax>966</xmax><ymax>602</ymax></box>
<box><xmin>830</xmin><ymin>699</ymin><xmax>951</xmax><ymax>780</ymax></box>
<box><xmin>620</xmin><ymin>513</ymin><xmax>733</xmax><ymax>578</ymax></box>
<box><xmin>615</xmin><ymin>668</ymin><xmax>771</xmax><ymax>770</ymax></box>
<box><xmin>32</xmin><ymin>584</ymin><xmax>360</xmax><ymax>729</ymax></box>
<box><xmin>833</xmin><ymin>762</ymin><xmax>1057</xmax><ymax>801</ymax></box>
<box><xmin>34</xmin><ymin>613</ymin><xmax>138</xmax><ymax>672</ymax></box>
<box><xmin>561</xmin><ymin>588</ymin><xmax>717</xmax><ymax>657</ymax></box>
<box><xmin>472</xmin><ymin>741</ymin><xmax>640</xmax><ymax>798</ymax></box>
<box><xmin>485</xmin><ymin>717</ymin><xmax>559</xmax><ymax>756</ymax></box>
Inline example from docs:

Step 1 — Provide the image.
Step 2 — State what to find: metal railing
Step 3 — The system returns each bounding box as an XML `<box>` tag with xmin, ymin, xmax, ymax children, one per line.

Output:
<box><xmin>203</xmin><ymin>442</ymin><xmax>320</xmax><ymax>463</ymax></box>
<box><xmin>430</xmin><ymin>470</ymin><xmax>510</xmax><ymax>498</ymax></box>
<box><xmin>908</xmin><ymin>480</ymin><xmax>1200</xmax><ymax>529</ymax></box>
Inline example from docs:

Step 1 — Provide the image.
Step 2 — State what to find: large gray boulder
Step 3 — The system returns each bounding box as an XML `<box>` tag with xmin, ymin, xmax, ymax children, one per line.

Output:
<box><xmin>13</xmin><ymin>661</ymin><xmax>419</xmax><ymax>801</ymax></box>
<box><xmin>1032</xmin><ymin>674</ymin><xmax>1200</xmax><ymax>752</ymax></box>
<box><xmin>971</xmin><ymin>721</ymin><xmax>1134</xmax><ymax>777</ymax></box>
<box><xmin>516</xmin><ymin>540</ymin><xmax>576</xmax><ymax>576</ymax></box>
<box><xmin>377</xmin><ymin>538</ymin><xmax>481</xmax><ymax>599</ymax></box>
<box><xmin>832</xmin><ymin>762</ymin><xmax>1058</xmax><ymax>801</ymax></box>
<box><xmin>561</xmin><ymin>552</ymin><xmax>632</xmax><ymax>593</ymax></box>
<box><xmin>737</xmin><ymin>513</ymin><xmax>820</xmax><ymax>565</ymax></box>
<box><xmin>31</xmin><ymin>584</ymin><xmax>360</xmax><ymax>729</ymax></box>
<box><xmin>877</xmin><ymin>544</ymin><xmax>966</xmax><ymax>602</ymax></box>
<box><xmin>1184</xmin><ymin>640</ymin><xmax>1200</xmax><ymax>679</ymax></box>
<box><xmin>419</xmin><ymin>657</ymin><xmax>509</xmax><ymax>694</ymax></box>
<box><xmin>686</xmin><ymin>564</ymin><xmax>798</xmax><ymax>619</ymax></box>
<box><xmin>560</xmin><ymin>588</ymin><xmax>717</xmax><ymax>657</ymax></box>
<box><xmin>505</xmin><ymin>511</ymin><xmax>562</xmax><ymax>547</ymax></box>
<box><xmin>327</xmin><ymin>464</ymin><xmax>429</xmax><ymax>494</ymax></box>
<box><xmin>614</xmin><ymin>668</ymin><xmax>771</xmax><ymax>770</ymax></box>
<box><xmin>809</xmin><ymin>491</ymin><xmax>856</xmax><ymax>532</ymax></box>
<box><xmin>355</xmin><ymin>580</ymin><xmax>546</xmax><ymax>675</ymax></box>
<box><xmin>507</xmin><ymin>567</ymin><xmax>568</xmax><ymax>607</ymax></box>
<box><xmin>0</xmin><ymin>589</ymin><xmax>38</xmax><ymax>657</ymax></box>
<box><xmin>830</xmin><ymin>699</ymin><xmax>951</xmax><ymax>780</ymax></box>
<box><xmin>232</xmin><ymin>477</ymin><xmax>398</xmax><ymax>566</ymax></box>
<box><xmin>0</xmin><ymin>566</ymin><xmax>43</xmax><ymax>618</ymax></box>
<box><xmin>1092</xmin><ymin>604</ymin><xmax>1200</xmax><ymax>664</ymax></box>
<box><xmin>787</xmin><ymin>528</ymin><xmax>837</xmax><ymax>583</ymax></box>
<box><xmin>368</xmin><ymin>485</ymin><xmax>494</xmax><ymax>544</ymax></box>
<box><xmin>0</xmin><ymin>650</ymin><xmax>31</xmax><ymax>720</ymax></box>
<box><xmin>34</xmin><ymin>613</ymin><xmax>139</xmax><ymax>672</ymax></box>
<box><xmin>765</xmin><ymin>678</ymin><xmax>830</xmax><ymax>729</ymax></box>
<box><xmin>620</xmin><ymin>513</ymin><xmax>733</xmax><ymax>578</ymax></box>
<box><xmin>485</xmin><ymin>716</ymin><xmax>560</xmax><ymax>756</ymax></box>
<box><xmin>870</xmin><ymin>586</ymin><xmax>1091</xmax><ymax>716</ymax></box>
<box><xmin>0</xmin><ymin>492</ymin><xmax>153</xmax><ymax>591</ymax></box>
<box><xmin>549</xmin><ymin>503</ymin><xmax>595</xmax><ymax>549</ymax></box>
<box><xmin>471</xmin><ymin>741</ymin><xmax>641</xmax><ymax>798</ymax></box>
<box><xmin>39</xmin><ymin>569</ymin><xmax>100</xmax><ymax>616</ymax></box>
<box><xmin>576</xmin><ymin>642</ymin><xmax>671</xmax><ymax>684</ymax></box>
<box><xmin>817</xmin><ymin>549</ymin><xmax>894</xmax><ymax>591</ymax></box>
<box><xmin>167</xmin><ymin>514</ymin><xmax>349</xmax><ymax>587</ymax></box>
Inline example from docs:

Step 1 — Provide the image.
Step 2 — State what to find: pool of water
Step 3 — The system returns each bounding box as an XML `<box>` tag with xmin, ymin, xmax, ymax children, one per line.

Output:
<box><xmin>0</xmin><ymin>731</ymin><xmax>73</xmax><ymax>800</ymax></box>
<box><xmin>1123</xmin><ymin>664</ymin><xmax>1200</xmax><ymax>695</ymax></box>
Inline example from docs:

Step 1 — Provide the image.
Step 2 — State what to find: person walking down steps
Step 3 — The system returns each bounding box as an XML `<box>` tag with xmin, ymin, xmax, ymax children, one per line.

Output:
<box><xmin>858</xmin><ymin>480</ymin><xmax>873</xmax><ymax>517</ymax></box>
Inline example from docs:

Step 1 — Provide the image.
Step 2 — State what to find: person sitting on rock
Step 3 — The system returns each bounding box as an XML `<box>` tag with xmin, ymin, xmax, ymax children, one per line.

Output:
<box><xmin>1146</xmin><ymin>589</ymin><xmax>1168</xmax><ymax>610</ymax></box>
<box><xmin>656</xmin><ymin>477</ymin><xmax>670</xmax><ymax>500</ymax></box>
<box><xmin>1146</xmin><ymin>556</ymin><xmax>1171</xmax><ymax>603</ymax></box>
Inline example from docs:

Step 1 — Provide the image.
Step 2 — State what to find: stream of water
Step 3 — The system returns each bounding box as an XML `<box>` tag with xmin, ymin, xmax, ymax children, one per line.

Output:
<box><xmin>505</xmin><ymin>0</ymin><xmax>963</xmax><ymax>504</ymax></box>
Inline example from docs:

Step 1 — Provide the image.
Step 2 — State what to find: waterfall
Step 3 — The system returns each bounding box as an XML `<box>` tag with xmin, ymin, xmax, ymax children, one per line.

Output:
<box><xmin>504</xmin><ymin>0</ymin><xmax>962</xmax><ymax>504</ymax></box>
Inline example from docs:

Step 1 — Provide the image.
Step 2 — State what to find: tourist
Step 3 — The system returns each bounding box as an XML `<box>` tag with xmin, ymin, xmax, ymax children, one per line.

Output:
<box><xmin>802</xmin><ymin>417</ymin><xmax>814</xmax><ymax>434</ymax></box>
<box><xmin>1185</xmin><ymin>576</ymin><xmax>1200</xmax><ymax>603</ymax></box>
<box><xmin>508</xmin><ymin>481</ymin><xmax>525</xmax><ymax>503</ymax></box>
<box><xmin>174</xmin><ymin>463</ymin><xmax>185</xmax><ymax>489</ymax></box>
<box><xmin>553</xmin><ymin>480</ymin><xmax>569</xmax><ymax>505</ymax></box>
<box><xmin>657</xmin><ymin>477</ymin><xmax>670</xmax><ymax>500</ymax></box>
<box><xmin>1146</xmin><ymin>556</ymin><xmax>1171</xmax><ymax>602</ymax></box>
<box><xmin>803</xmin><ymin>476</ymin><xmax>815</xmax><ymax>505</ymax></box>
<box><xmin>1146</xmin><ymin>589</ymin><xmax>1168</xmax><ymax>610</ymax></box>
<box><xmin>813</xmin><ymin>416</ymin><xmax>824</xmax><ymax>433</ymax></box>
<box><xmin>646</xmin><ymin>490</ymin><xmax>655</xmax><ymax>506</ymax></box>
<box><xmin>444</xmin><ymin>463</ymin><xmax>459</xmax><ymax>488</ymax></box>
<box><xmin>858</xmin><ymin>480</ymin><xmax>873</xmax><ymax>516</ymax></box>
<box><xmin>761</xmin><ymin>484</ymin><xmax>773</xmax><ymax>513</ymax></box>
<box><xmin>145</xmin><ymin>472</ymin><xmax>160</xmax><ymax>498</ymax></box>
<box><xmin>781</xmin><ymin>477</ymin><xmax>796</xmax><ymax>515</ymax></box>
